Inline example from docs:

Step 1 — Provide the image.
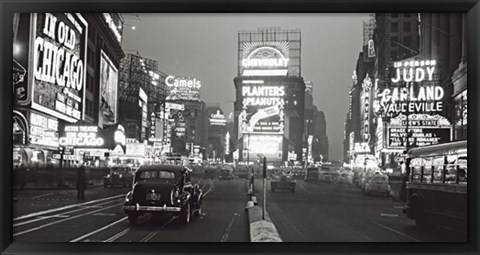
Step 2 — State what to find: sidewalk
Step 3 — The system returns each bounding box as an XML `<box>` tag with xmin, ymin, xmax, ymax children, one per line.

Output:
<box><xmin>13</xmin><ymin>186</ymin><xmax>130</xmax><ymax>217</ymax></box>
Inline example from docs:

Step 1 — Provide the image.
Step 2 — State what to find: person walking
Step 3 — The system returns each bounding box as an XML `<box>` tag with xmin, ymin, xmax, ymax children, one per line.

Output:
<box><xmin>76</xmin><ymin>165</ymin><xmax>87</xmax><ymax>200</ymax></box>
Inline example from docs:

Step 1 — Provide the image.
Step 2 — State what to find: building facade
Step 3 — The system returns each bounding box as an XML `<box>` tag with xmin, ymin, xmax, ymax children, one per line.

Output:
<box><xmin>233</xmin><ymin>27</ymin><xmax>305</xmax><ymax>164</ymax></box>
<box><xmin>13</xmin><ymin>13</ymin><xmax>124</xmax><ymax>167</ymax></box>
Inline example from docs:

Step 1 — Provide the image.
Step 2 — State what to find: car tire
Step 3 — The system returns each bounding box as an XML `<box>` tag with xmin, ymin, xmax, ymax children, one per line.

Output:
<box><xmin>103</xmin><ymin>183</ymin><xmax>108</xmax><ymax>188</ymax></box>
<box><xmin>179</xmin><ymin>203</ymin><xmax>191</xmax><ymax>224</ymax></box>
<box><xmin>128</xmin><ymin>213</ymin><xmax>139</xmax><ymax>225</ymax></box>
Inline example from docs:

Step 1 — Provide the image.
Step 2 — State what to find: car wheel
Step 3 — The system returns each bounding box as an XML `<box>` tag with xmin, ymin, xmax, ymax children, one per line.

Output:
<box><xmin>128</xmin><ymin>213</ymin><xmax>139</xmax><ymax>225</ymax></box>
<box><xmin>179</xmin><ymin>203</ymin><xmax>191</xmax><ymax>224</ymax></box>
<box><xmin>194</xmin><ymin>206</ymin><xmax>202</xmax><ymax>216</ymax></box>
<box><xmin>103</xmin><ymin>183</ymin><xmax>108</xmax><ymax>188</ymax></box>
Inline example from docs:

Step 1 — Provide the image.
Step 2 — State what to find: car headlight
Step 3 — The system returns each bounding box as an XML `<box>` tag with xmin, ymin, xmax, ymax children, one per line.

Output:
<box><xmin>106</xmin><ymin>174</ymin><xmax>111</xmax><ymax>178</ymax></box>
<box><xmin>119</xmin><ymin>174</ymin><xmax>123</xmax><ymax>178</ymax></box>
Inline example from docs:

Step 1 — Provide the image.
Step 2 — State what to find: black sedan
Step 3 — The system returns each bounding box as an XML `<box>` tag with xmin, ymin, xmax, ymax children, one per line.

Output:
<box><xmin>123</xmin><ymin>165</ymin><xmax>203</xmax><ymax>225</ymax></box>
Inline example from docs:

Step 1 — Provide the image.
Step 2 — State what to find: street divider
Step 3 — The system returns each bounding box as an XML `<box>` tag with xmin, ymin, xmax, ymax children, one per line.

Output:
<box><xmin>245</xmin><ymin>199</ymin><xmax>282</xmax><ymax>242</ymax></box>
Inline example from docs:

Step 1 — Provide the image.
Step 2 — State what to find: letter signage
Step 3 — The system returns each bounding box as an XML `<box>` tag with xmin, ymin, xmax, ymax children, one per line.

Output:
<box><xmin>59</xmin><ymin>125</ymin><xmax>104</xmax><ymax>147</ymax></box>
<box><xmin>165</xmin><ymin>75</ymin><xmax>201</xmax><ymax>101</ymax></box>
<box><xmin>31</xmin><ymin>13</ymin><xmax>87</xmax><ymax>123</ymax></box>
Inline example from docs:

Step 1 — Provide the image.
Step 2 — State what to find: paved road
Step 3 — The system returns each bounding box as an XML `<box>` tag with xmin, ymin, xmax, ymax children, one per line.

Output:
<box><xmin>13</xmin><ymin>178</ymin><xmax>249</xmax><ymax>242</ymax></box>
<box><xmin>253</xmin><ymin>178</ymin><xmax>467</xmax><ymax>242</ymax></box>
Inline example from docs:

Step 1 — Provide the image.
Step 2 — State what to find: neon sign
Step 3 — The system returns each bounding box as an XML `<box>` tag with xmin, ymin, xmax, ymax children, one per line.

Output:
<box><xmin>59</xmin><ymin>125</ymin><xmax>104</xmax><ymax>147</ymax></box>
<box><xmin>165</xmin><ymin>76</ymin><xmax>201</xmax><ymax>89</ymax></box>
<box><xmin>242</xmin><ymin>86</ymin><xmax>285</xmax><ymax>106</ymax></box>
<box><xmin>392</xmin><ymin>60</ymin><xmax>436</xmax><ymax>83</ymax></box>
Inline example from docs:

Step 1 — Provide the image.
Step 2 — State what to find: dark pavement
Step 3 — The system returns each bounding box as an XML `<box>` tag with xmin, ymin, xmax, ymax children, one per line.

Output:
<box><xmin>253</xmin><ymin>178</ymin><xmax>467</xmax><ymax>242</ymax></box>
<box><xmin>13</xmin><ymin>178</ymin><xmax>249</xmax><ymax>242</ymax></box>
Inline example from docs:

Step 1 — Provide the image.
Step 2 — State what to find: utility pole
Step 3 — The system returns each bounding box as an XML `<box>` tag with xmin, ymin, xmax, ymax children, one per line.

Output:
<box><xmin>262</xmin><ymin>156</ymin><xmax>267</xmax><ymax>220</ymax></box>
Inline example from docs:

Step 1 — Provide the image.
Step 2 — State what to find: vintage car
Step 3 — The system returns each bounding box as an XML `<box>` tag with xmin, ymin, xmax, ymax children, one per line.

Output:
<box><xmin>270</xmin><ymin>169</ymin><xmax>296</xmax><ymax>193</ymax></box>
<box><xmin>123</xmin><ymin>165</ymin><xmax>203</xmax><ymax>225</ymax></box>
<box><xmin>103</xmin><ymin>166</ymin><xmax>134</xmax><ymax>188</ymax></box>
<box><xmin>364</xmin><ymin>172</ymin><xmax>390</xmax><ymax>197</ymax></box>
<box><xmin>218</xmin><ymin>168</ymin><xmax>234</xmax><ymax>180</ymax></box>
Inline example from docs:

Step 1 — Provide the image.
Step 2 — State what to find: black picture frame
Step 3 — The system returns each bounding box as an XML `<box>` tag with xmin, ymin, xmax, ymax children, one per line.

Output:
<box><xmin>1</xmin><ymin>0</ymin><xmax>479</xmax><ymax>254</ymax></box>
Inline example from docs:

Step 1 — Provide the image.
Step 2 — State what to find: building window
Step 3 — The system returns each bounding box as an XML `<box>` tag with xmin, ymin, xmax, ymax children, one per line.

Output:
<box><xmin>404</xmin><ymin>13</ymin><xmax>411</xmax><ymax>18</ymax></box>
<box><xmin>454</xmin><ymin>90</ymin><xmax>467</xmax><ymax>140</ymax></box>
<box><xmin>391</xmin><ymin>36</ymin><xmax>398</xmax><ymax>48</ymax></box>
<box><xmin>391</xmin><ymin>22</ymin><xmax>398</xmax><ymax>33</ymax></box>
<box><xmin>403</xmin><ymin>35</ymin><xmax>412</xmax><ymax>46</ymax></box>
<box><xmin>404</xmin><ymin>22</ymin><xmax>411</xmax><ymax>32</ymax></box>
<box><xmin>391</xmin><ymin>13</ymin><xmax>398</xmax><ymax>18</ymax></box>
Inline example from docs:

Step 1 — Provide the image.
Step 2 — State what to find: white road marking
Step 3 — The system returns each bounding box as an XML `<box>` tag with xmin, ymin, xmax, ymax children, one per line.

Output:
<box><xmin>374</xmin><ymin>223</ymin><xmax>421</xmax><ymax>242</ymax></box>
<box><xmin>14</xmin><ymin>194</ymin><xmax>125</xmax><ymax>221</ymax></box>
<box><xmin>14</xmin><ymin>203</ymin><xmax>122</xmax><ymax>237</ymax></box>
<box><xmin>13</xmin><ymin>199</ymin><xmax>123</xmax><ymax>227</ymax></box>
<box><xmin>103</xmin><ymin>227</ymin><xmax>130</xmax><ymax>242</ymax></box>
<box><xmin>36</xmin><ymin>214</ymin><xmax>69</xmax><ymax>219</ymax></box>
<box><xmin>31</xmin><ymin>193</ymin><xmax>53</xmax><ymax>199</ymax></box>
<box><xmin>299</xmin><ymin>183</ymin><xmax>311</xmax><ymax>194</ymax></box>
<box><xmin>69</xmin><ymin>216</ymin><xmax>128</xmax><ymax>242</ymax></box>
<box><xmin>380</xmin><ymin>213</ymin><xmax>399</xmax><ymax>217</ymax></box>
<box><xmin>93</xmin><ymin>213</ymin><xmax>117</xmax><ymax>216</ymax></box>
<box><xmin>220</xmin><ymin>213</ymin><xmax>238</xmax><ymax>242</ymax></box>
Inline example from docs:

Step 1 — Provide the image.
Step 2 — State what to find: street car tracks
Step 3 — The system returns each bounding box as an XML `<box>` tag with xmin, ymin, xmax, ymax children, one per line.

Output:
<box><xmin>67</xmin><ymin>179</ymin><xmax>215</xmax><ymax>243</ymax></box>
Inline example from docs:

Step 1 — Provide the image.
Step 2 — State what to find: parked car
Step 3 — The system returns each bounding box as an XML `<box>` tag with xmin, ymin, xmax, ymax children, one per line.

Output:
<box><xmin>271</xmin><ymin>169</ymin><xmax>296</xmax><ymax>192</ymax></box>
<box><xmin>305</xmin><ymin>167</ymin><xmax>319</xmax><ymax>183</ymax></box>
<box><xmin>123</xmin><ymin>165</ymin><xmax>203</xmax><ymax>225</ymax></box>
<box><xmin>103</xmin><ymin>166</ymin><xmax>134</xmax><ymax>188</ymax></box>
<box><xmin>218</xmin><ymin>169</ymin><xmax>234</xmax><ymax>180</ymax></box>
<box><xmin>364</xmin><ymin>172</ymin><xmax>390</xmax><ymax>197</ymax></box>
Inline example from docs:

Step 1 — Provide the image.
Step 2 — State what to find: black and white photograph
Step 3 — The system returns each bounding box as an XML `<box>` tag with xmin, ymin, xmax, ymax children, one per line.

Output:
<box><xmin>10</xmin><ymin>12</ymin><xmax>469</xmax><ymax>244</ymax></box>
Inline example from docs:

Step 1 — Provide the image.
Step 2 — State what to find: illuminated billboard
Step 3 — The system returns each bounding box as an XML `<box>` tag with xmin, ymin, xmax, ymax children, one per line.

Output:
<box><xmin>239</xmin><ymin>85</ymin><xmax>285</xmax><ymax>135</ymax></box>
<box><xmin>31</xmin><ymin>13</ymin><xmax>88</xmax><ymax>123</ymax></box>
<box><xmin>240</xmin><ymin>42</ymin><xmax>290</xmax><ymax>77</ymax></box>
<box><xmin>99</xmin><ymin>50</ymin><xmax>118</xmax><ymax>127</ymax></box>
<box><xmin>59</xmin><ymin>125</ymin><xmax>104</xmax><ymax>147</ymax></box>
<box><xmin>244</xmin><ymin>134</ymin><xmax>283</xmax><ymax>161</ymax></box>
<box><xmin>165</xmin><ymin>76</ymin><xmax>201</xmax><ymax>101</ymax></box>
<box><xmin>379</xmin><ymin>59</ymin><xmax>442</xmax><ymax>117</ymax></box>
<box><xmin>386</xmin><ymin>114</ymin><xmax>452</xmax><ymax>149</ymax></box>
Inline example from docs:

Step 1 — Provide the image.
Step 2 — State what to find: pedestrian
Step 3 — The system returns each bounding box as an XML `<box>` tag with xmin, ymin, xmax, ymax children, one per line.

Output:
<box><xmin>76</xmin><ymin>165</ymin><xmax>87</xmax><ymax>200</ymax></box>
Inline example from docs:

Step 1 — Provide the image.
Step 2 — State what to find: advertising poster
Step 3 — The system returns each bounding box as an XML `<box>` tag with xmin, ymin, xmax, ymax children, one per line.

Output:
<box><xmin>31</xmin><ymin>13</ymin><xmax>88</xmax><ymax>123</ymax></box>
<box><xmin>165</xmin><ymin>76</ymin><xmax>201</xmax><ymax>101</ymax></box>
<box><xmin>99</xmin><ymin>50</ymin><xmax>118</xmax><ymax>127</ymax></box>
<box><xmin>245</xmin><ymin>134</ymin><xmax>283</xmax><ymax>161</ymax></box>
<box><xmin>240</xmin><ymin>85</ymin><xmax>285</xmax><ymax>135</ymax></box>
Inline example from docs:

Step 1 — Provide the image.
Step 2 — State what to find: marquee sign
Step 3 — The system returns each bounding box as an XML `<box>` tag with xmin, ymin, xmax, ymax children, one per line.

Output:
<box><xmin>386</xmin><ymin>114</ymin><xmax>452</xmax><ymax>149</ymax></box>
<box><xmin>59</xmin><ymin>125</ymin><xmax>104</xmax><ymax>147</ymax></box>
<box><xmin>31</xmin><ymin>13</ymin><xmax>87</xmax><ymax>123</ymax></box>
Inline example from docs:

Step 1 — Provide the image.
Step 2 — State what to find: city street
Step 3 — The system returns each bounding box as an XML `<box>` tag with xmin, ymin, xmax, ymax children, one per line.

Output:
<box><xmin>13</xmin><ymin>178</ymin><xmax>249</xmax><ymax>242</ymax></box>
<box><xmin>253</xmin><ymin>179</ymin><xmax>467</xmax><ymax>242</ymax></box>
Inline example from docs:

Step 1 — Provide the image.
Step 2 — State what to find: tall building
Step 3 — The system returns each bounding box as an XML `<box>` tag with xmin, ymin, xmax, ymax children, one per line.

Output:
<box><xmin>206</xmin><ymin>105</ymin><xmax>227</xmax><ymax>162</ymax></box>
<box><xmin>304</xmin><ymin>81</ymin><xmax>328</xmax><ymax>163</ymax></box>
<box><xmin>233</xmin><ymin>27</ymin><xmax>305</xmax><ymax>164</ymax></box>
<box><xmin>118</xmin><ymin>53</ymin><xmax>162</xmax><ymax>142</ymax></box>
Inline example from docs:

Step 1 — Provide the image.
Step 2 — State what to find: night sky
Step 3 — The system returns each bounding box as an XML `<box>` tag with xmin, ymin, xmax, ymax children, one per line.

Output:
<box><xmin>121</xmin><ymin>13</ymin><xmax>368</xmax><ymax>161</ymax></box>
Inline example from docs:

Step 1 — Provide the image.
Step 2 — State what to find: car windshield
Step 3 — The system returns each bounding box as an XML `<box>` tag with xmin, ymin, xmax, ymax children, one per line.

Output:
<box><xmin>138</xmin><ymin>170</ymin><xmax>177</xmax><ymax>180</ymax></box>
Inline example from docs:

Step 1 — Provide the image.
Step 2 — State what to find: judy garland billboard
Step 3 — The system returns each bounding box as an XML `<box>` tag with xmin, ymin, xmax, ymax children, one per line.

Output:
<box><xmin>31</xmin><ymin>13</ymin><xmax>88</xmax><ymax>123</ymax></box>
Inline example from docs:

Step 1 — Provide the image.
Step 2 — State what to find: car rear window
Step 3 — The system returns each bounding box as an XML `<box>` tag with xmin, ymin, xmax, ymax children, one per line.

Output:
<box><xmin>139</xmin><ymin>170</ymin><xmax>176</xmax><ymax>179</ymax></box>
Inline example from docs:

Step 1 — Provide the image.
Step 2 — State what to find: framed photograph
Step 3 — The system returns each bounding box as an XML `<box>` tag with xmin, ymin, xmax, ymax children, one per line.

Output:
<box><xmin>1</xmin><ymin>0</ymin><xmax>478</xmax><ymax>255</ymax></box>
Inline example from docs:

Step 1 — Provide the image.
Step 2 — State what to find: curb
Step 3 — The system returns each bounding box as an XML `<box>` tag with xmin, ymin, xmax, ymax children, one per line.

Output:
<box><xmin>245</xmin><ymin>200</ymin><xmax>282</xmax><ymax>242</ymax></box>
